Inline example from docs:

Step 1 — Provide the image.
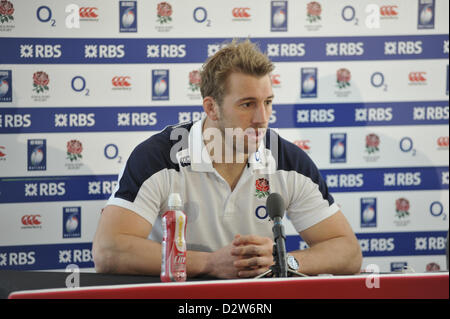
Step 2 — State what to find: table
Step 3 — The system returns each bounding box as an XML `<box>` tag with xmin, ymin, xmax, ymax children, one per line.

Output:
<box><xmin>3</xmin><ymin>271</ymin><xmax>448</xmax><ymax>299</ymax></box>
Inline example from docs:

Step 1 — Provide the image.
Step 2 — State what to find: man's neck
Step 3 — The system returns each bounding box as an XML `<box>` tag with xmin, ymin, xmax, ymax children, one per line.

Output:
<box><xmin>202</xmin><ymin>117</ymin><xmax>250</xmax><ymax>166</ymax></box>
<box><xmin>202</xmin><ymin>117</ymin><xmax>250</xmax><ymax>190</ymax></box>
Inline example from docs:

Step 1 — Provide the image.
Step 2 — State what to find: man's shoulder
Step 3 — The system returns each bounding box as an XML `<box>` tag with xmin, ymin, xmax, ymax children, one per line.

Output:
<box><xmin>134</xmin><ymin>121</ymin><xmax>193</xmax><ymax>155</ymax></box>
<box><xmin>127</xmin><ymin>121</ymin><xmax>194</xmax><ymax>171</ymax></box>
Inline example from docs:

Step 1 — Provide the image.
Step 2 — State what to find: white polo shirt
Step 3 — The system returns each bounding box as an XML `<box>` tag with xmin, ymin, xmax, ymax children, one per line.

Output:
<box><xmin>107</xmin><ymin>118</ymin><xmax>339</xmax><ymax>252</ymax></box>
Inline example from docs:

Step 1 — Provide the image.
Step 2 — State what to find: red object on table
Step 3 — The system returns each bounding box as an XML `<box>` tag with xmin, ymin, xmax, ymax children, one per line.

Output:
<box><xmin>9</xmin><ymin>272</ymin><xmax>449</xmax><ymax>299</ymax></box>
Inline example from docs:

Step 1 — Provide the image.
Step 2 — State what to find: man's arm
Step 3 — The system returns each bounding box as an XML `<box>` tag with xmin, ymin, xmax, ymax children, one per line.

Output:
<box><xmin>93</xmin><ymin>205</ymin><xmax>163</xmax><ymax>275</ymax></box>
<box><xmin>291</xmin><ymin>210</ymin><xmax>362</xmax><ymax>275</ymax></box>
<box><xmin>92</xmin><ymin>205</ymin><xmax>243</xmax><ymax>278</ymax></box>
<box><xmin>231</xmin><ymin>211</ymin><xmax>361</xmax><ymax>277</ymax></box>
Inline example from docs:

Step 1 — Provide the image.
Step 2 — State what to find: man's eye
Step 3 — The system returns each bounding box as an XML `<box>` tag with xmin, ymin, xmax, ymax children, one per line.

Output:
<box><xmin>265</xmin><ymin>100</ymin><xmax>273</xmax><ymax>106</ymax></box>
<box><xmin>240</xmin><ymin>102</ymin><xmax>252</xmax><ymax>108</ymax></box>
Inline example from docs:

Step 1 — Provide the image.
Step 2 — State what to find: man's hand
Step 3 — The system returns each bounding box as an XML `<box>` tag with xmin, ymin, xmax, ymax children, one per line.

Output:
<box><xmin>204</xmin><ymin>234</ymin><xmax>274</xmax><ymax>279</ymax></box>
<box><xmin>231</xmin><ymin>234</ymin><xmax>274</xmax><ymax>278</ymax></box>
<box><xmin>203</xmin><ymin>241</ymin><xmax>241</xmax><ymax>279</ymax></box>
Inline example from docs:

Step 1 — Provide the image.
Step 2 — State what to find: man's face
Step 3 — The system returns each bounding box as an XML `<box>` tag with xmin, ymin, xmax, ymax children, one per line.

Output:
<box><xmin>216</xmin><ymin>72</ymin><xmax>274</xmax><ymax>156</ymax></box>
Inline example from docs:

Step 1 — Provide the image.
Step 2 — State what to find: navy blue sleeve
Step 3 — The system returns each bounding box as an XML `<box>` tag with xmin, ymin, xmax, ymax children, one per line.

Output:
<box><xmin>114</xmin><ymin>128</ymin><xmax>180</xmax><ymax>202</ymax></box>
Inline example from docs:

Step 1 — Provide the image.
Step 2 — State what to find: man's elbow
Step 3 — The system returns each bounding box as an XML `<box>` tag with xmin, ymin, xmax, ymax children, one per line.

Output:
<box><xmin>348</xmin><ymin>237</ymin><xmax>363</xmax><ymax>274</ymax></box>
<box><xmin>92</xmin><ymin>238</ymin><xmax>117</xmax><ymax>274</ymax></box>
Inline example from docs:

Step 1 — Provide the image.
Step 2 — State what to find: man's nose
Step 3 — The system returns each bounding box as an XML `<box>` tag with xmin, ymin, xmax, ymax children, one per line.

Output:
<box><xmin>252</xmin><ymin>102</ymin><xmax>270</xmax><ymax>124</ymax></box>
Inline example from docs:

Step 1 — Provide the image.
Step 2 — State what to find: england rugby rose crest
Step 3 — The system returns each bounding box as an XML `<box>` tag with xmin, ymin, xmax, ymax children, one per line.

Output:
<box><xmin>157</xmin><ymin>2</ymin><xmax>172</xmax><ymax>24</ymax></box>
<box><xmin>0</xmin><ymin>0</ymin><xmax>14</xmax><ymax>24</ymax></box>
<box><xmin>365</xmin><ymin>134</ymin><xmax>380</xmax><ymax>154</ymax></box>
<box><xmin>33</xmin><ymin>71</ymin><xmax>49</xmax><ymax>94</ymax></box>
<box><xmin>67</xmin><ymin>140</ymin><xmax>83</xmax><ymax>162</ymax></box>
<box><xmin>336</xmin><ymin>68</ymin><xmax>351</xmax><ymax>89</ymax></box>
<box><xmin>188</xmin><ymin>70</ymin><xmax>201</xmax><ymax>92</ymax></box>
<box><xmin>306</xmin><ymin>2</ymin><xmax>322</xmax><ymax>23</ymax></box>
<box><xmin>395</xmin><ymin>198</ymin><xmax>410</xmax><ymax>219</ymax></box>
<box><xmin>255</xmin><ymin>178</ymin><xmax>270</xmax><ymax>198</ymax></box>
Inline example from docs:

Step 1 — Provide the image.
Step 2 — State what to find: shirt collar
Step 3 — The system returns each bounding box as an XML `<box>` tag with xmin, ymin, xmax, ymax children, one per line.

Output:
<box><xmin>248</xmin><ymin>138</ymin><xmax>277</xmax><ymax>173</ymax></box>
<box><xmin>189</xmin><ymin>117</ymin><xmax>215</xmax><ymax>172</ymax></box>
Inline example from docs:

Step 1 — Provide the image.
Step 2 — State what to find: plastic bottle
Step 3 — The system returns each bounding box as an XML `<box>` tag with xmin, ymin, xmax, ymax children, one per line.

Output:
<box><xmin>160</xmin><ymin>193</ymin><xmax>187</xmax><ymax>282</ymax></box>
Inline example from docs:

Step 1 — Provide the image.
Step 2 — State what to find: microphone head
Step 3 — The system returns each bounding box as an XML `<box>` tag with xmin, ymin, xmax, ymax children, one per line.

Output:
<box><xmin>266</xmin><ymin>192</ymin><xmax>285</xmax><ymax>220</ymax></box>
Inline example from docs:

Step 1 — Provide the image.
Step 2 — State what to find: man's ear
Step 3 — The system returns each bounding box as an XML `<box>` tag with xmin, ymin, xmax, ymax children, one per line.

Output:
<box><xmin>202</xmin><ymin>96</ymin><xmax>220</xmax><ymax>121</ymax></box>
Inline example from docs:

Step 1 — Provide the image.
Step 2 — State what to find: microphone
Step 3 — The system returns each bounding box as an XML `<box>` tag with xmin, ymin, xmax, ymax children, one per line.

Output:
<box><xmin>266</xmin><ymin>192</ymin><xmax>288</xmax><ymax>277</ymax></box>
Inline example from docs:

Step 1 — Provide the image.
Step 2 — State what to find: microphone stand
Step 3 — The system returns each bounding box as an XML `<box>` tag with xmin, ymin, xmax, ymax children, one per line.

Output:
<box><xmin>254</xmin><ymin>243</ymin><xmax>308</xmax><ymax>279</ymax></box>
<box><xmin>256</xmin><ymin>193</ymin><xmax>308</xmax><ymax>279</ymax></box>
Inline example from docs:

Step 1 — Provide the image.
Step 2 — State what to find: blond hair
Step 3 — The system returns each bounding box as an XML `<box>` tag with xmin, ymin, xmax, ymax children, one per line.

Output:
<box><xmin>200</xmin><ymin>39</ymin><xmax>274</xmax><ymax>106</ymax></box>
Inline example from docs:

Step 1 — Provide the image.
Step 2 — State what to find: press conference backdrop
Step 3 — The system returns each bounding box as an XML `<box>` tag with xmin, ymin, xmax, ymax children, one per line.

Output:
<box><xmin>0</xmin><ymin>0</ymin><xmax>448</xmax><ymax>273</ymax></box>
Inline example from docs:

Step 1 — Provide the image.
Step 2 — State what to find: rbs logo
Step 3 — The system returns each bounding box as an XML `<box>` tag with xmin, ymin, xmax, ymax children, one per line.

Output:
<box><xmin>54</xmin><ymin>113</ymin><xmax>95</xmax><ymax>127</ymax></box>
<box><xmin>326</xmin><ymin>42</ymin><xmax>364</xmax><ymax>56</ymax></box>
<box><xmin>0</xmin><ymin>114</ymin><xmax>31</xmax><ymax>128</ymax></box>
<box><xmin>384</xmin><ymin>172</ymin><xmax>421</xmax><ymax>187</ymax></box>
<box><xmin>384</xmin><ymin>41</ymin><xmax>422</xmax><ymax>55</ymax></box>
<box><xmin>267</xmin><ymin>43</ymin><xmax>305</xmax><ymax>57</ymax></box>
<box><xmin>0</xmin><ymin>252</ymin><xmax>36</xmax><ymax>267</ymax></box>
<box><xmin>359</xmin><ymin>238</ymin><xmax>395</xmax><ymax>253</ymax></box>
<box><xmin>84</xmin><ymin>44</ymin><xmax>125</xmax><ymax>59</ymax></box>
<box><xmin>355</xmin><ymin>107</ymin><xmax>393</xmax><ymax>122</ymax></box>
<box><xmin>20</xmin><ymin>44</ymin><xmax>62</xmax><ymax>58</ymax></box>
<box><xmin>326</xmin><ymin>174</ymin><xmax>364</xmax><ymax>188</ymax></box>
<box><xmin>297</xmin><ymin>109</ymin><xmax>335</xmax><ymax>123</ymax></box>
<box><xmin>25</xmin><ymin>182</ymin><xmax>66</xmax><ymax>197</ymax></box>
<box><xmin>146</xmin><ymin>44</ymin><xmax>186</xmax><ymax>58</ymax></box>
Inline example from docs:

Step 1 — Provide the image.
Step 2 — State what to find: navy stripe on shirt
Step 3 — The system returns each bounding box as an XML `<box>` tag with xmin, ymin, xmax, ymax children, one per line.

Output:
<box><xmin>114</xmin><ymin>122</ymin><xmax>192</xmax><ymax>202</ymax></box>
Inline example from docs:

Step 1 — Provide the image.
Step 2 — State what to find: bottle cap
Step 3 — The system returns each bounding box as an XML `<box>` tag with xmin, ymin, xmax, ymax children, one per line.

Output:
<box><xmin>168</xmin><ymin>193</ymin><xmax>183</xmax><ymax>208</ymax></box>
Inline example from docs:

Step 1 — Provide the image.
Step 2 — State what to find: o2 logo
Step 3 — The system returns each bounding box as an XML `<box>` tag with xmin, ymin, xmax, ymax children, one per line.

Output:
<box><xmin>36</xmin><ymin>6</ymin><xmax>56</xmax><ymax>27</ymax></box>
<box><xmin>193</xmin><ymin>7</ymin><xmax>211</xmax><ymax>27</ymax></box>
<box><xmin>36</xmin><ymin>4</ymin><xmax>81</xmax><ymax>28</ymax></box>
<box><xmin>104</xmin><ymin>144</ymin><xmax>122</xmax><ymax>164</ymax></box>
<box><xmin>342</xmin><ymin>5</ymin><xmax>358</xmax><ymax>24</ymax></box>
<box><xmin>371</xmin><ymin>72</ymin><xmax>388</xmax><ymax>91</ymax></box>
<box><xmin>255</xmin><ymin>205</ymin><xmax>268</xmax><ymax>220</ymax></box>
<box><xmin>255</xmin><ymin>205</ymin><xmax>290</xmax><ymax>221</ymax></box>
<box><xmin>429</xmin><ymin>201</ymin><xmax>447</xmax><ymax>221</ymax></box>
<box><xmin>71</xmin><ymin>76</ymin><xmax>90</xmax><ymax>96</ymax></box>
<box><xmin>342</xmin><ymin>4</ymin><xmax>380</xmax><ymax>29</ymax></box>
<box><xmin>399</xmin><ymin>137</ymin><xmax>417</xmax><ymax>156</ymax></box>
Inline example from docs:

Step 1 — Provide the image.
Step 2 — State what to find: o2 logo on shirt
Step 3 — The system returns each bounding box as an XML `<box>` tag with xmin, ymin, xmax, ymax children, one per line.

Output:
<box><xmin>255</xmin><ymin>205</ymin><xmax>268</xmax><ymax>220</ymax></box>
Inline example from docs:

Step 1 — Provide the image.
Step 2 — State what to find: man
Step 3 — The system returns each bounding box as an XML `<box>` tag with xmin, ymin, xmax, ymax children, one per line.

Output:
<box><xmin>93</xmin><ymin>40</ymin><xmax>362</xmax><ymax>278</ymax></box>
